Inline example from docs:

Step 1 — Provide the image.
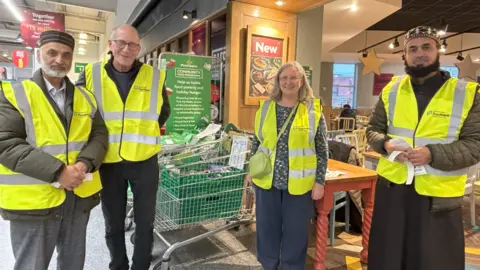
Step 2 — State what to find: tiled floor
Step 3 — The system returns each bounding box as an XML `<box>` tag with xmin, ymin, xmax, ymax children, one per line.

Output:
<box><xmin>0</xmin><ymin>202</ymin><xmax>479</xmax><ymax>270</ymax></box>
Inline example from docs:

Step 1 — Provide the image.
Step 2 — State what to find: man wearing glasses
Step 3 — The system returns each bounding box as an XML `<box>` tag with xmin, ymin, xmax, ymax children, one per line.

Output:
<box><xmin>77</xmin><ymin>24</ymin><xmax>170</xmax><ymax>270</ymax></box>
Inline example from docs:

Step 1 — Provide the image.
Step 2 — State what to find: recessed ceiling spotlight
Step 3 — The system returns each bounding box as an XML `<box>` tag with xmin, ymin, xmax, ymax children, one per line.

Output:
<box><xmin>275</xmin><ymin>0</ymin><xmax>286</xmax><ymax>6</ymax></box>
<box><xmin>350</xmin><ymin>4</ymin><xmax>358</xmax><ymax>12</ymax></box>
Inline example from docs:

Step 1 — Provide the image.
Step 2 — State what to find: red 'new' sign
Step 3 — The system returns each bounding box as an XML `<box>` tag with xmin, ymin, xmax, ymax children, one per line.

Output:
<box><xmin>251</xmin><ymin>35</ymin><xmax>283</xmax><ymax>58</ymax></box>
<box><xmin>12</xmin><ymin>50</ymin><xmax>28</xmax><ymax>68</ymax></box>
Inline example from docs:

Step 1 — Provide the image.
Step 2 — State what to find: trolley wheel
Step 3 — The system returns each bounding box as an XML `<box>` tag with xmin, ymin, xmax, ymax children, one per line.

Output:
<box><xmin>130</xmin><ymin>232</ymin><xmax>135</xmax><ymax>245</ymax></box>
<box><xmin>125</xmin><ymin>218</ymin><xmax>133</xmax><ymax>231</ymax></box>
<box><xmin>153</xmin><ymin>260</ymin><xmax>170</xmax><ymax>270</ymax></box>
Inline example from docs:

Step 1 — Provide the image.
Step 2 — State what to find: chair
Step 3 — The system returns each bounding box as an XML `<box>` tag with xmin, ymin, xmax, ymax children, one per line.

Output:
<box><xmin>327</xmin><ymin>135</ymin><xmax>360</xmax><ymax>246</ymax></box>
<box><xmin>326</xmin><ymin>130</ymin><xmax>345</xmax><ymax>141</ymax></box>
<box><xmin>465</xmin><ymin>163</ymin><xmax>480</xmax><ymax>230</ymax></box>
<box><xmin>353</xmin><ymin>129</ymin><xmax>367</xmax><ymax>166</ymax></box>
<box><xmin>338</xmin><ymin>117</ymin><xmax>355</xmax><ymax>132</ymax></box>
<box><xmin>334</xmin><ymin>134</ymin><xmax>359</xmax><ymax>151</ymax></box>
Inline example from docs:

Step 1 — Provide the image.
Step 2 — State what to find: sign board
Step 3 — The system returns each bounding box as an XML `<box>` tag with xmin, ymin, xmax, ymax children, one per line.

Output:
<box><xmin>303</xmin><ymin>66</ymin><xmax>313</xmax><ymax>87</ymax></box>
<box><xmin>74</xmin><ymin>62</ymin><xmax>88</xmax><ymax>73</ymax></box>
<box><xmin>244</xmin><ymin>26</ymin><xmax>288</xmax><ymax>105</ymax></box>
<box><xmin>12</xmin><ymin>50</ymin><xmax>28</xmax><ymax>68</ymax></box>
<box><xmin>373</xmin><ymin>73</ymin><xmax>394</xmax><ymax>96</ymax></box>
<box><xmin>21</xmin><ymin>9</ymin><xmax>65</xmax><ymax>48</ymax></box>
<box><xmin>162</xmin><ymin>53</ymin><xmax>212</xmax><ymax>134</ymax></box>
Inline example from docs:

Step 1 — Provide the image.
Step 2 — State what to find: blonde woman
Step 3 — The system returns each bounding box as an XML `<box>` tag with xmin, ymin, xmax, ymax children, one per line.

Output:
<box><xmin>248</xmin><ymin>61</ymin><xmax>328</xmax><ymax>270</ymax></box>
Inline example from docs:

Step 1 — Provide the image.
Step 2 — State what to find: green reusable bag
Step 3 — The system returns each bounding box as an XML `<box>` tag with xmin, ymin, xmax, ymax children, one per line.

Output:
<box><xmin>248</xmin><ymin>103</ymin><xmax>298</xmax><ymax>178</ymax></box>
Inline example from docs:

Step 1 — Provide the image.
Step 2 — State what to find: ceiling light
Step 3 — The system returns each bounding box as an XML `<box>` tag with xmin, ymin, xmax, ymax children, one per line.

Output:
<box><xmin>275</xmin><ymin>0</ymin><xmax>286</xmax><ymax>6</ymax></box>
<box><xmin>439</xmin><ymin>39</ymin><xmax>447</xmax><ymax>53</ymax></box>
<box><xmin>439</xmin><ymin>45</ymin><xmax>446</xmax><ymax>53</ymax></box>
<box><xmin>389</xmin><ymin>37</ymin><xmax>400</xmax><ymax>49</ymax></box>
<box><xmin>350</xmin><ymin>4</ymin><xmax>358</xmax><ymax>12</ymax></box>
<box><xmin>182</xmin><ymin>9</ymin><xmax>197</xmax><ymax>20</ymax></box>
<box><xmin>438</xmin><ymin>18</ymin><xmax>448</xmax><ymax>36</ymax></box>
<box><xmin>78</xmin><ymin>47</ymin><xmax>85</xmax><ymax>52</ymax></box>
<box><xmin>474</xmin><ymin>58</ymin><xmax>480</xmax><ymax>62</ymax></box>
<box><xmin>2</xmin><ymin>0</ymin><xmax>23</xmax><ymax>21</ymax></box>
<box><xmin>2</xmin><ymin>53</ymin><xmax>7</xmax><ymax>57</ymax></box>
<box><xmin>362</xmin><ymin>51</ymin><xmax>368</xmax><ymax>58</ymax></box>
<box><xmin>253</xmin><ymin>9</ymin><xmax>260</xmax><ymax>17</ymax></box>
<box><xmin>78</xmin><ymin>51</ymin><xmax>85</xmax><ymax>55</ymax></box>
<box><xmin>457</xmin><ymin>52</ymin><xmax>464</xmax><ymax>61</ymax></box>
<box><xmin>79</xmin><ymin>33</ymin><xmax>88</xmax><ymax>39</ymax></box>
<box><xmin>78</xmin><ymin>40</ymin><xmax>87</xmax><ymax>45</ymax></box>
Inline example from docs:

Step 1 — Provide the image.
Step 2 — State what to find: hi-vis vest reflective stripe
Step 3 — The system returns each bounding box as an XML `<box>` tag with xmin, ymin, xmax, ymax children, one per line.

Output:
<box><xmin>85</xmin><ymin>61</ymin><xmax>166</xmax><ymax>163</ymax></box>
<box><xmin>377</xmin><ymin>75</ymin><xmax>478</xmax><ymax>197</ymax></box>
<box><xmin>0</xmin><ymin>81</ymin><xmax>102</xmax><ymax>211</ymax></box>
<box><xmin>254</xmin><ymin>99</ymin><xmax>322</xmax><ymax>195</ymax></box>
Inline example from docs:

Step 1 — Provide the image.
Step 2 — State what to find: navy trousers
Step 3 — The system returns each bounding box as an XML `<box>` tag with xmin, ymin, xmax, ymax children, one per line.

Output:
<box><xmin>255</xmin><ymin>187</ymin><xmax>313</xmax><ymax>270</ymax></box>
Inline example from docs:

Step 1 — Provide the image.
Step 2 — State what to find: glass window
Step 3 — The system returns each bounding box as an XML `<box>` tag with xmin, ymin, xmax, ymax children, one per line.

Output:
<box><xmin>441</xmin><ymin>66</ymin><xmax>459</xmax><ymax>78</ymax></box>
<box><xmin>332</xmin><ymin>64</ymin><xmax>356</xmax><ymax>108</ymax></box>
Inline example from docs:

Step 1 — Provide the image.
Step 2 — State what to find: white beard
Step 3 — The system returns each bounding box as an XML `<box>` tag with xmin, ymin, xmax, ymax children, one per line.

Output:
<box><xmin>39</xmin><ymin>56</ymin><xmax>69</xmax><ymax>78</ymax></box>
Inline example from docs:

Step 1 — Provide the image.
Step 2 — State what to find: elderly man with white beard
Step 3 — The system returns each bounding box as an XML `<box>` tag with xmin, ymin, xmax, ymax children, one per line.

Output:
<box><xmin>0</xmin><ymin>30</ymin><xmax>108</xmax><ymax>270</ymax></box>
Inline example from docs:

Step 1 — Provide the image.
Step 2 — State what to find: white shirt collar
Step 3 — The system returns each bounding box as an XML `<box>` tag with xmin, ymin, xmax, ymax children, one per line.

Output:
<box><xmin>43</xmin><ymin>77</ymin><xmax>66</xmax><ymax>94</ymax></box>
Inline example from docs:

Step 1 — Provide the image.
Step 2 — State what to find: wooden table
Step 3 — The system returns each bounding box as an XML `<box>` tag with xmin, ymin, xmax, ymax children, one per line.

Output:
<box><xmin>314</xmin><ymin>159</ymin><xmax>378</xmax><ymax>270</ymax></box>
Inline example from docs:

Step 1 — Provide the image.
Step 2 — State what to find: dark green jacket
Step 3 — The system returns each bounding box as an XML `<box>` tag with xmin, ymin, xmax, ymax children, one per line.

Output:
<box><xmin>367</xmin><ymin>72</ymin><xmax>480</xmax><ymax>208</ymax></box>
<box><xmin>0</xmin><ymin>69</ymin><xmax>108</xmax><ymax>220</ymax></box>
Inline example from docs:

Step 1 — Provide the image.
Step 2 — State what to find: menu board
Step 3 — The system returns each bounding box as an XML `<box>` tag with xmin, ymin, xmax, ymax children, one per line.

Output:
<box><xmin>244</xmin><ymin>26</ymin><xmax>287</xmax><ymax>105</ymax></box>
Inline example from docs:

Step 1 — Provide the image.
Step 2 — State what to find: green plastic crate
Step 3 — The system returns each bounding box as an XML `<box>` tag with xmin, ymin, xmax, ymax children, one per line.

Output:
<box><xmin>156</xmin><ymin>187</ymin><xmax>243</xmax><ymax>226</ymax></box>
<box><xmin>160</xmin><ymin>162</ymin><xmax>245</xmax><ymax>199</ymax></box>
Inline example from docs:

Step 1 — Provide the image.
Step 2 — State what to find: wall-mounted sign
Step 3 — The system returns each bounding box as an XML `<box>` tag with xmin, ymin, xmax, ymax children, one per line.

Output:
<box><xmin>303</xmin><ymin>66</ymin><xmax>313</xmax><ymax>87</ymax></box>
<box><xmin>245</xmin><ymin>25</ymin><xmax>288</xmax><ymax>106</ymax></box>
<box><xmin>12</xmin><ymin>50</ymin><xmax>28</xmax><ymax>68</ymax></box>
<box><xmin>74</xmin><ymin>62</ymin><xmax>88</xmax><ymax>73</ymax></box>
<box><xmin>21</xmin><ymin>9</ymin><xmax>65</xmax><ymax>48</ymax></box>
<box><xmin>373</xmin><ymin>73</ymin><xmax>394</xmax><ymax>96</ymax></box>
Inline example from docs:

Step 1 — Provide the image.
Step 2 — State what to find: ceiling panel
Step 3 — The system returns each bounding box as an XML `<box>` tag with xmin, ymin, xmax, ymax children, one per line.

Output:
<box><xmin>368</xmin><ymin>0</ymin><xmax>480</xmax><ymax>33</ymax></box>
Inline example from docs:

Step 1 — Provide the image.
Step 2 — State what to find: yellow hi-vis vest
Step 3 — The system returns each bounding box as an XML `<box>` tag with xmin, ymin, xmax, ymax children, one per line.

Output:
<box><xmin>84</xmin><ymin>61</ymin><xmax>166</xmax><ymax>163</ymax></box>
<box><xmin>253</xmin><ymin>99</ymin><xmax>322</xmax><ymax>195</ymax></box>
<box><xmin>376</xmin><ymin>75</ymin><xmax>478</xmax><ymax>197</ymax></box>
<box><xmin>0</xmin><ymin>81</ymin><xmax>102</xmax><ymax>210</ymax></box>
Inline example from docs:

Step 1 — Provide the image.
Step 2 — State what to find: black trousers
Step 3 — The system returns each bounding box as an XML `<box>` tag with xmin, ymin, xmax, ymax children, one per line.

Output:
<box><xmin>100</xmin><ymin>156</ymin><xmax>159</xmax><ymax>270</ymax></box>
<box><xmin>368</xmin><ymin>177</ymin><xmax>465</xmax><ymax>270</ymax></box>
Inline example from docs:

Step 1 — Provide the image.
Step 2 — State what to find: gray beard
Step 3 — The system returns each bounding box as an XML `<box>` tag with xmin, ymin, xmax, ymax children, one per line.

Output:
<box><xmin>39</xmin><ymin>57</ymin><xmax>69</xmax><ymax>78</ymax></box>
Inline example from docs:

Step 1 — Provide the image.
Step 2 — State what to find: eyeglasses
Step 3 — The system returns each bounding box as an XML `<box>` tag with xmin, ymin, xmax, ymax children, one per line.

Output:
<box><xmin>111</xmin><ymin>40</ymin><xmax>140</xmax><ymax>51</ymax></box>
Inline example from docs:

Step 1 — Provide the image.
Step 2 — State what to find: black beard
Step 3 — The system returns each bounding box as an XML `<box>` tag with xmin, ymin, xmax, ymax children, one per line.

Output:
<box><xmin>404</xmin><ymin>56</ymin><xmax>440</xmax><ymax>78</ymax></box>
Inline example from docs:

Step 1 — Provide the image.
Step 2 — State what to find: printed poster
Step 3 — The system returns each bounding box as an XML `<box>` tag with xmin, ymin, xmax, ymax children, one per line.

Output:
<box><xmin>163</xmin><ymin>53</ymin><xmax>212</xmax><ymax>134</ymax></box>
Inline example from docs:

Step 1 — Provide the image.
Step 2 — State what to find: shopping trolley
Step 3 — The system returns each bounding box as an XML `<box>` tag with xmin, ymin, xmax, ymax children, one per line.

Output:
<box><xmin>128</xmin><ymin>123</ymin><xmax>256</xmax><ymax>270</ymax></box>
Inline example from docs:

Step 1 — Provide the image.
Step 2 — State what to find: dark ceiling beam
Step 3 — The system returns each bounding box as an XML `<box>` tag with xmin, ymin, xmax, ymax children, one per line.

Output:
<box><xmin>445</xmin><ymin>46</ymin><xmax>480</xmax><ymax>56</ymax></box>
<box><xmin>357</xmin><ymin>0</ymin><xmax>476</xmax><ymax>53</ymax></box>
<box><xmin>392</xmin><ymin>24</ymin><xmax>480</xmax><ymax>54</ymax></box>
